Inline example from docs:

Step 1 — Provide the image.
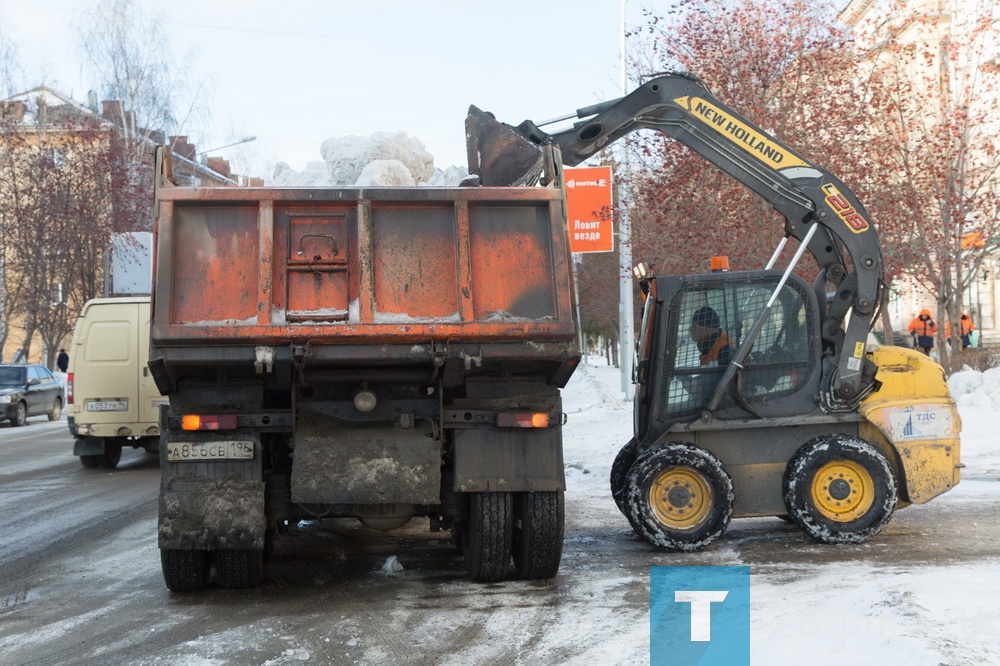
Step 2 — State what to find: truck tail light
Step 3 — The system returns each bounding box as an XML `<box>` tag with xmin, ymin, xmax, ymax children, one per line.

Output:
<box><xmin>497</xmin><ymin>412</ymin><xmax>549</xmax><ymax>428</ymax></box>
<box><xmin>67</xmin><ymin>373</ymin><xmax>74</xmax><ymax>405</ymax></box>
<box><xmin>181</xmin><ymin>414</ymin><xmax>238</xmax><ymax>431</ymax></box>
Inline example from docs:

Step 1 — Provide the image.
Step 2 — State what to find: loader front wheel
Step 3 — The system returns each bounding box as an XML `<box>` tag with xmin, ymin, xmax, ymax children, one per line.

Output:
<box><xmin>624</xmin><ymin>443</ymin><xmax>734</xmax><ymax>551</ymax></box>
<box><xmin>463</xmin><ymin>492</ymin><xmax>513</xmax><ymax>583</ymax></box>
<box><xmin>783</xmin><ymin>435</ymin><xmax>897</xmax><ymax>544</ymax></box>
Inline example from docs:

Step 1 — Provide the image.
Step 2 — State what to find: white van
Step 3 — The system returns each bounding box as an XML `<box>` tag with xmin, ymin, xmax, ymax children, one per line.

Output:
<box><xmin>67</xmin><ymin>296</ymin><xmax>166</xmax><ymax>469</ymax></box>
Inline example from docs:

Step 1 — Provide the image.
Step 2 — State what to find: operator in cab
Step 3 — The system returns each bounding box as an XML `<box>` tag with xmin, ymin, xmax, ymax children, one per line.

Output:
<box><xmin>689</xmin><ymin>306</ymin><xmax>734</xmax><ymax>367</ymax></box>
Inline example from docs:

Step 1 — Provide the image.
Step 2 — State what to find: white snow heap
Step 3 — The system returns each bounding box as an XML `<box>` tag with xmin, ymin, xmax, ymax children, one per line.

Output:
<box><xmin>355</xmin><ymin>160</ymin><xmax>415</xmax><ymax>187</ymax></box>
<box><xmin>269</xmin><ymin>130</ymin><xmax>469</xmax><ymax>187</ymax></box>
<box><xmin>948</xmin><ymin>367</ymin><xmax>1000</xmax><ymax>409</ymax></box>
<box><xmin>322</xmin><ymin>131</ymin><xmax>434</xmax><ymax>185</ymax></box>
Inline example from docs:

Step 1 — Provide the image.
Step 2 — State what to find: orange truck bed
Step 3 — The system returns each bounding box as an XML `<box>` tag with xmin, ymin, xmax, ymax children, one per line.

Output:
<box><xmin>149</xmin><ymin>185</ymin><xmax>580</xmax><ymax>389</ymax></box>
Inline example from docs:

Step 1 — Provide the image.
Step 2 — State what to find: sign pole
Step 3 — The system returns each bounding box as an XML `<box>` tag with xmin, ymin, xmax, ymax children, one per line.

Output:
<box><xmin>618</xmin><ymin>0</ymin><xmax>635</xmax><ymax>400</ymax></box>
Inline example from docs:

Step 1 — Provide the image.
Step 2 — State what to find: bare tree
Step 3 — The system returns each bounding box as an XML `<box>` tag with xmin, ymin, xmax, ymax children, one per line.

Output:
<box><xmin>76</xmin><ymin>0</ymin><xmax>212</xmax><ymax>230</ymax></box>
<box><xmin>0</xmin><ymin>95</ymin><xmax>128</xmax><ymax>367</ymax></box>
<box><xmin>850</xmin><ymin>0</ymin><xmax>1000</xmax><ymax>369</ymax></box>
<box><xmin>0</xmin><ymin>24</ymin><xmax>24</xmax><ymax>359</ymax></box>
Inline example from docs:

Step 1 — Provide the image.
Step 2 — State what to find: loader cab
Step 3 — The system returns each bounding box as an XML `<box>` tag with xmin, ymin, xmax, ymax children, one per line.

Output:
<box><xmin>634</xmin><ymin>270</ymin><xmax>823</xmax><ymax>444</ymax></box>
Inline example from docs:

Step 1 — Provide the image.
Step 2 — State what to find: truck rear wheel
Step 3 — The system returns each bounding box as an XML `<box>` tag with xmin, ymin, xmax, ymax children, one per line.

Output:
<box><xmin>513</xmin><ymin>491</ymin><xmax>564</xmax><ymax>580</ymax></box>
<box><xmin>783</xmin><ymin>435</ymin><xmax>897</xmax><ymax>544</ymax></box>
<box><xmin>624</xmin><ymin>443</ymin><xmax>734</xmax><ymax>552</ymax></box>
<box><xmin>214</xmin><ymin>549</ymin><xmax>264</xmax><ymax>589</ymax></box>
<box><xmin>463</xmin><ymin>492</ymin><xmax>513</xmax><ymax>582</ymax></box>
<box><xmin>161</xmin><ymin>549</ymin><xmax>210</xmax><ymax>592</ymax></box>
<box><xmin>80</xmin><ymin>455</ymin><xmax>101</xmax><ymax>469</ymax></box>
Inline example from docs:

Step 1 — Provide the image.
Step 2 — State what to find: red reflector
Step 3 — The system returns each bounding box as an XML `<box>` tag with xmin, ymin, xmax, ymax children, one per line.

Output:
<box><xmin>497</xmin><ymin>412</ymin><xmax>549</xmax><ymax>428</ymax></box>
<box><xmin>67</xmin><ymin>373</ymin><xmax>74</xmax><ymax>405</ymax></box>
<box><xmin>181</xmin><ymin>414</ymin><xmax>238</xmax><ymax>431</ymax></box>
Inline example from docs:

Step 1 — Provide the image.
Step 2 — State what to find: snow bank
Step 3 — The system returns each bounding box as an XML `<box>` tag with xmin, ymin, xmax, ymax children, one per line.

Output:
<box><xmin>948</xmin><ymin>367</ymin><xmax>1000</xmax><ymax>409</ymax></box>
<box><xmin>270</xmin><ymin>130</ymin><xmax>470</xmax><ymax>187</ymax></box>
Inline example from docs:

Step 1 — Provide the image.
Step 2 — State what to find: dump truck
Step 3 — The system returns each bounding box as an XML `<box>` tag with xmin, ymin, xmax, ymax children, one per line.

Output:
<box><xmin>151</xmin><ymin>155</ymin><xmax>579</xmax><ymax>590</ymax></box>
<box><xmin>467</xmin><ymin>71</ymin><xmax>961</xmax><ymax>551</ymax></box>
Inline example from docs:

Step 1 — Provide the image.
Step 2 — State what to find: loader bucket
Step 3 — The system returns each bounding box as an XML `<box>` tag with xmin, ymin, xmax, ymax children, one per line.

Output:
<box><xmin>466</xmin><ymin>105</ymin><xmax>545</xmax><ymax>186</ymax></box>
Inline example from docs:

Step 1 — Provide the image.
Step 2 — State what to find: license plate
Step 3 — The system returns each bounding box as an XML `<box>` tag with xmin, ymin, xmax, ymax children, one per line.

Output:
<box><xmin>165</xmin><ymin>441</ymin><xmax>254</xmax><ymax>462</ymax></box>
<box><xmin>86</xmin><ymin>400</ymin><xmax>128</xmax><ymax>412</ymax></box>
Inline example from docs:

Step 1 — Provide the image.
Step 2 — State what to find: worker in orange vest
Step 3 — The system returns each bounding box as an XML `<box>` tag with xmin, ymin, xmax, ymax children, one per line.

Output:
<box><xmin>908</xmin><ymin>309</ymin><xmax>937</xmax><ymax>355</ymax></box>
<box><xmin>945</xmin><ymin>313</ymin><xmax>975</xmax><ymax>349</ymax></box>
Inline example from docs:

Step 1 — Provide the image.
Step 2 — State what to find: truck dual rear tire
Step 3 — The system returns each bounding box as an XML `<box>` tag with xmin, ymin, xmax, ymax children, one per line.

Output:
<box><xmin>161</xmin><ymin>549</ymin><xmax>210</xmax><ymax>592</ymax></box>
<box><xmin>624</xmin><ymin>443</ymin><xmax>735</xmax><ymax>552</ymax></box>
<box><xmin>215</xmin><ymin>549</ymin><xmax>264</xmax><ymax>589</ymax></box>
<box><xmin>464</xmin><ymin>492</ymin><xmax>513</xmax><ymax>583</ymax></box>
<box><xmin>783</xmin><ymin>435</ymin><xmax>897</xmax><ymax>544</ymax></box>
<box><xmin>513</xmin><ymin>491</ymin><xmax>564</xmax><ymax>580</ymax></box>
<box><xmin>463</xmin><ymin>490</ymin><xmax>566</xmax><ymax>582</ymax></box>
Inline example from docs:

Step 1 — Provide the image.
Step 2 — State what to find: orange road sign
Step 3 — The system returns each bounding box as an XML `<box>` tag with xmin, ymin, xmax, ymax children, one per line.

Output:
<box><xmin>565</xmin><ymin>166</ymin><xmax>614</xmax><ymax>253</ymax></box>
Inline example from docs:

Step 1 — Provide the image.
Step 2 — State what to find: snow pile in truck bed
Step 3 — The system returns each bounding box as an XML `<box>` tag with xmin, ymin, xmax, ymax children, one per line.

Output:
<box><xmin>269</xmin><ymin>130</ymin><xmax>469</xmax><ymax>187</ymax></box>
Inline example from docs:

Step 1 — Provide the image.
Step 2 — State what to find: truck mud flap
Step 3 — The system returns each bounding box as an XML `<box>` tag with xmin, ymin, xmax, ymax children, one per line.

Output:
<box><xmin>453</xmin><ymin>427</ymin><xmax>565</xmax><ymax>493</ymax></box>
<box><xmin>158</xmin><ymin>435</ymin><xmax>265</xmax><ymax>551</ymax></box>
<box><xmin>291</xmin><ymin>409</ymin><xmax>441</xmax><ymax>505</ymax></box>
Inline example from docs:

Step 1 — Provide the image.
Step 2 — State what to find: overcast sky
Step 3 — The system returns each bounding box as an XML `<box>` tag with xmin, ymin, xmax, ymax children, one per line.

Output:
<box><xmin>1</xmin><ymin>0</ymin><xmax>649</xmax><ymax>175</ymax></box>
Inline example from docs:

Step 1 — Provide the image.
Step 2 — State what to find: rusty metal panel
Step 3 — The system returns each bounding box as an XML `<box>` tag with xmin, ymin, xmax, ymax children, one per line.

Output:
<box><xmin>468</xmin><ymin>204</ymin><xmax>557</xmax><ymax>320</ymax></box>
<box><xmin>152</xmin><ymin>189</ymin><xmax>579</xmax><ymax>346</ymax></box>
<box><xmin>256</xmin><ymin>202</ymin><xmax>274</xmax><ymax>325</ymax></box>
<box><xmin>171</xmin><ymin>205</ymin><xmax>259</xmax><ymax>324</ymax></box>
<box><xmin>371</xmin><ymin>204</ymin><xmax>459</xmax><ymax>320</ymax></box>
<box><xmin>285</xmin><ymin>212</ymin><xmax>352</xmax><ymax>321</ymax></box>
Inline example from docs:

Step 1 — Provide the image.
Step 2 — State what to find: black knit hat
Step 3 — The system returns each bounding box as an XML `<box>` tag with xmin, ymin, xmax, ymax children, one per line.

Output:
<box><xmin>692</xmin><ymin>306</ymin><xmax>721</xmax><ymax>330</ymax></box>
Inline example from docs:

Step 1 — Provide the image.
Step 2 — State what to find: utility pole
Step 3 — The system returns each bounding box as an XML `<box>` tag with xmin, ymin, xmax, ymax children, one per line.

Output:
<box><xmin>618</xmin><ymin>0</ymin><xmax>635</xmax><ymax>400</ymax></box>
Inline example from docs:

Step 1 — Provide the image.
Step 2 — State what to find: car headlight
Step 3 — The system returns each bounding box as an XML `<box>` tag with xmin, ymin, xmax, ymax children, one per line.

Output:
<box><xmin>0</xmin><ymin>396</ymin><xmax>11</xmax><ymax>404</ymax></box>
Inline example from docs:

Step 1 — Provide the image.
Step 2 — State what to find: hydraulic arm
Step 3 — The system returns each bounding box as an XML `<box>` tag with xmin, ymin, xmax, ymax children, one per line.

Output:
<box><xmin>467</xmin><ymin>72</ymin><xmax>885</xmax><ymax>407</ymax></box>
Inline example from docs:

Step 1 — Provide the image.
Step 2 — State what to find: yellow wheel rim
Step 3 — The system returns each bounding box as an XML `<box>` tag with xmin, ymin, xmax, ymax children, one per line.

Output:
<box><xmin>811</xmin><ymin>460</ymin><xmax>875</xmax><ymax>522</ymax></box>
<box><xmin>649</xmin><ymin>467</ymin><xmax>713</xmax><ymax>530</ymax></box>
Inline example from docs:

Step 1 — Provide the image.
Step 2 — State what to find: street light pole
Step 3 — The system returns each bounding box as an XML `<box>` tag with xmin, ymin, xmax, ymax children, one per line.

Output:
<box><xmin>618</xmin><ymin>0</ymin><xmax>635</xmax><ymax>399</ymax></box>
<box><xmin>195</xmin><ymin>136</ymin><xmax>257</xmax><ymax>157</ymax></box>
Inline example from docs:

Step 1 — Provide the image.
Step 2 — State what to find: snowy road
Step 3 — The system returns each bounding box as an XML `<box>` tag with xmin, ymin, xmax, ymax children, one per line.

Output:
<box><xmin>0</xmin><ymin>364</ymin><xmax>998</xmax><ymax>665</ymax></box>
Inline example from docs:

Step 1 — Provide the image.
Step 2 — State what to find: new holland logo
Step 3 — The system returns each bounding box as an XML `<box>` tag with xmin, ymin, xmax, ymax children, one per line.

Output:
<box><xmin>821</xmin><ymin>183</ymin><xmax>870</xmax><ymax>234</ymax></box>
<box><xmin>674</xmin><ymin>96</ymin><xmax>808</xmax><ymax>170</ymax></box>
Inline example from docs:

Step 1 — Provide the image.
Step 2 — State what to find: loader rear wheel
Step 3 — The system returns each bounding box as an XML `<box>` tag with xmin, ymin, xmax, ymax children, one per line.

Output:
<box><xmin>161</xmin><ymin>549</ymin><xmax>210</xmax><ymax>592</ymax></box>
<box><xmin>611</xmin><ymin>441</ymin><xmax>646</xmax><ymax>535</ymax></box>
<box><xmin>783</xmin><ymin>435</ymin><xmax>897</xmax><ymax>544</ymax></box>
<box><xmin>214</xmin><ymin>549</ymin><xmax>264</xmax><ymax>589</ymax></box>
<box><xmin>624</xmin><ymin>443</ymin><xmax>734</xmax><ymax>551</ymax></box>
<box><xmin>463</xmin><ymin>492</ymin><xmax>513</xmax><ymax>583</ymax></box>
<box><xmin>513</xmin><ymin>491</ymin><xmax>564</xmax><ymax>580</ymax></box>
<box><xmin>610</xmin><ymin>440</ymin><xmax>637</xmax><ymax>517</ymax></box>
